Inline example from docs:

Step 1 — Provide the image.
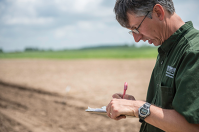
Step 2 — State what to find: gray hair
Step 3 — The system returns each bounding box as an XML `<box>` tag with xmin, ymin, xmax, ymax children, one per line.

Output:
<box><xmin>114</xmin><ymin>0</ymin><xmax>175</xmax><ymax>28</ymax></box>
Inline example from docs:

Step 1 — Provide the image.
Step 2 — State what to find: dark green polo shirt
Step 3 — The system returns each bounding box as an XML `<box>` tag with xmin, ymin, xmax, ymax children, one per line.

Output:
<box><xmin>140</xmin><ymin>21</ymin><xmax>199</xmax><ymax>132</ymax></box>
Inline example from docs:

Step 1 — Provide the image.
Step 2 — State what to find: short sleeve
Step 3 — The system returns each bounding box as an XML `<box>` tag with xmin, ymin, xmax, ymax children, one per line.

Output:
<box><xmin>173</xmin><ymin>50</ymin><xmax>199</xmax><ymax>124</ymax></box>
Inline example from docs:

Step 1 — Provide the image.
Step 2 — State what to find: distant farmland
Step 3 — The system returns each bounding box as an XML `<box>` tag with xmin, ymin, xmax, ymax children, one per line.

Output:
<box><xmin>0</xmin><ymin>46</ymin><xmax>158</xmax><ymax>59</ymax></box>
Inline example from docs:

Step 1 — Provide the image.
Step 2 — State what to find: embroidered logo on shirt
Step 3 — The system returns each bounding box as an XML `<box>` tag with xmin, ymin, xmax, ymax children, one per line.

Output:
<box><xmin>166</xmin><ymin>66</ymin><xmax>176</xmax><ymax>78</ymax></box>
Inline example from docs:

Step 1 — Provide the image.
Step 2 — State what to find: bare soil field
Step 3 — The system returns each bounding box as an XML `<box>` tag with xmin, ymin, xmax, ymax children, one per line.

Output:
<box><xmin>0</xmin><ymin>59</ymin><xmax>156</xmax><ymax>132</ymax></box>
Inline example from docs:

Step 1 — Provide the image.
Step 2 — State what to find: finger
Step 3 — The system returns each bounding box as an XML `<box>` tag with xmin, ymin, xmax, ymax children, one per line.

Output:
<box><xmin>112</xmin><ymin>93</ymin><xmax>122</xmax><ymax>99</ymax></box>
<box><xmin>110</xmin><ymin>100</ymin><xmax>120</xmax><ymax>119</ymax></box>
<box><xmin>123</xmin><ymin>94</ymin><xmax>136</xmax><ymax>100</ymax></box>
<box><xmin>106</xmin><ymin>102</ymin><xmax>112</xmax><ymax>118</ymax></box>
<box><xmin>110</xmin><ymin>106</ymin><xmax>114</xmax><ymax>118</ymax></box>
<box><xmin>106</xmin><ymin>104</ymin><xmax>110</xmax><ymax>117</ymax></box>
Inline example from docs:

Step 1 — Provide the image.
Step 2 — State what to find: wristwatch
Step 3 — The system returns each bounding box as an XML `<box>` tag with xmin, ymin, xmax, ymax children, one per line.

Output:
<box><xmin>138</xmin><ymin>102</ymin><xmax>151</xmax><ymax>123</ymax></box>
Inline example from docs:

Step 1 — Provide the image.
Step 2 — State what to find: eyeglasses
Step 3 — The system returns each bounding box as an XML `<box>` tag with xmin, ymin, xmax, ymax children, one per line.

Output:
<box><xmin>129</xmin><ymin>11</ymin><xmax>150</xmax><ymax>35</ymax></box>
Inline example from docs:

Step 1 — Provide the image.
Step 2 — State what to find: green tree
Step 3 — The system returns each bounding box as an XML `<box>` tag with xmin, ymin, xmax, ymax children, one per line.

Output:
<box><xmin>0</xmin><ymin>48</ymin><xmax>3</xmax><ymax>53</ymax></box>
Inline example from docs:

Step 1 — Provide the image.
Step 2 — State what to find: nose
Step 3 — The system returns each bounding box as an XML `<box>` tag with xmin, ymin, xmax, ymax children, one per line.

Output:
<box><xmin>133</xmin><ymin>33</ymin><xmax>142</xmax><ymax>42</ymax></box>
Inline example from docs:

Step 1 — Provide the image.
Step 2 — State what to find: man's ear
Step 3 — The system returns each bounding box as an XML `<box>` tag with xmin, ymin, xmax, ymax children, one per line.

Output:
<box><xmin>153</xmin><ymin>4</ymin><xmax>165</xmax><ymax>21</ymax></box>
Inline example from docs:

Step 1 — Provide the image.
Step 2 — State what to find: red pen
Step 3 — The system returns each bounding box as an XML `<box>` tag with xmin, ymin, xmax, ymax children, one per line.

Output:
<box><xmin>122</xmin><ymin>82</ymin><xmax>128</xmax><ymax>99</ymax></box>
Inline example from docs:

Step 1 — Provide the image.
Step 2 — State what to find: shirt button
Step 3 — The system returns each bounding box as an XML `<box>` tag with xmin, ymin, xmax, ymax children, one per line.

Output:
<box><xmin>161</xmin><ymin>61</ymin><xmax>164</xmax><ymax>65</ymax></box>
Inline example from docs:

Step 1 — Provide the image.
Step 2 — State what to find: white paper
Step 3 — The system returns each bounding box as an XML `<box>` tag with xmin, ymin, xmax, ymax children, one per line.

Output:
<box><xmin>85</xmin><ymin>106</ymin><xmax>106</xmax><ymax>113</ymax></box>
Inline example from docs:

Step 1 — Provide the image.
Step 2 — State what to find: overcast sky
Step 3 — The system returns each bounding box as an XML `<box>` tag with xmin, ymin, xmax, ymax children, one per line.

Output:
<box><xmin>0</xmin><ymin>0</ymin><xmax>199</xmax><ymax>52</ymax></box>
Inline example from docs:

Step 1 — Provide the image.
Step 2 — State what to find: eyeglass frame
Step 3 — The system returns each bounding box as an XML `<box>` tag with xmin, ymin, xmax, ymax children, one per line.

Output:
<box><xmin>128</xmin><ymin>11</ymin><xmax>150</xmax><ymax>35</ymax></box>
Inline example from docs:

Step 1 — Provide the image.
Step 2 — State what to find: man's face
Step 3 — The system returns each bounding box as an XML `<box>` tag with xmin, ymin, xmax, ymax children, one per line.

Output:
<box><xmin>127</xmin><ymin>12</ymin><xmax>164</xmax><ymax>46</ymax></box>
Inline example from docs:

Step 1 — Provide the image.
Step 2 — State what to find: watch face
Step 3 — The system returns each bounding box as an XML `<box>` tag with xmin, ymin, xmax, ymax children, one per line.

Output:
<box><xmin>140</xmin><ymin>108</ymin><xmax>148</xmax><ymax>115</ymax></box>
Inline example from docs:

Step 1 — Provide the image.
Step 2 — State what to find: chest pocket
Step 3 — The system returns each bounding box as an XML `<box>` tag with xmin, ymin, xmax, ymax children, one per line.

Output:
<box><xmin>152</xmin><ymin>79</ymin><xmax>176</xmax><ymax>109</ymax></box>
<box><xmin>158</xmin><ymin>85</ymin><xmax>175</xmax><ymax>109</ymax></box>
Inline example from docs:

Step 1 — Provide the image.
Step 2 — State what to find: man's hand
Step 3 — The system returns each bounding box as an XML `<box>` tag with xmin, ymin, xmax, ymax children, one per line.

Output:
<box><xmin>106</xmin><ymin>93</ymin><xmax>137</xmax><ymax>120</ymax></box>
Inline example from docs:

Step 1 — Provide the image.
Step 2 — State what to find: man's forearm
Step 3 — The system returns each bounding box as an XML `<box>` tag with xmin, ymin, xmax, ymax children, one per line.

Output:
<box><xmin>143</xmin><ymin>104</ymin><xmax>199</xmax><ymax>132</ymax></box>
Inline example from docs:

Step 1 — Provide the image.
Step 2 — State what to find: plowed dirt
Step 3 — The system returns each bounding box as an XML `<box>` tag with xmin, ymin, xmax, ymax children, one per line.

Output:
<box><xmin>0</xmin><ymin>59</ymin><xmax>156</xmax><ymax>132</ymax></box>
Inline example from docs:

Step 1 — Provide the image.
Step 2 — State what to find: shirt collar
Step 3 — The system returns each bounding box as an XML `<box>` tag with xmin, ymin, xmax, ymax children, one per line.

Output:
<box><xmin>158</xmin><ymin>21</ymin><xmax>194</xmax><ymax>55</ymax></box>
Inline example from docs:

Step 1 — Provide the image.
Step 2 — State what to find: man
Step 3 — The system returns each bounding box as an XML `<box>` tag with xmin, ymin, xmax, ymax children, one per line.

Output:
<box><xmin>106</xmin><ymin>0</ymin><xmax>199</xmax><ymax>131</ymax></box>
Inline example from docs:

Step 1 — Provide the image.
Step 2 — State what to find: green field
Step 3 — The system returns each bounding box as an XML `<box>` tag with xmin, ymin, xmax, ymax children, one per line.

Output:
<box><xmin>0</xmin><ymin>46</ymin><xmax>158</xmax><ymax>59</ymax></box>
